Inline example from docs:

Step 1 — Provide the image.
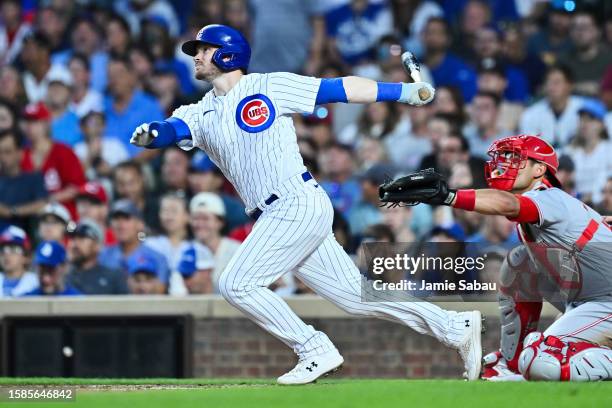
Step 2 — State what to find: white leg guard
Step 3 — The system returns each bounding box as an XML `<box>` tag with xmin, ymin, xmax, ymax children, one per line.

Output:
<box><xmin>518</xmin><ymin>332</ymin><xmax>612</xmax><ymax>381</ymax></box>
<box><xmin>497</xmin><ymin>245</ymin><xmax>543</xmax><ymax>372</ymax></box>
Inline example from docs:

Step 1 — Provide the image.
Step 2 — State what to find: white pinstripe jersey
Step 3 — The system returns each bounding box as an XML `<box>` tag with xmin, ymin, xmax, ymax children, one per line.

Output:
<box><xmin>173</xmin><ymin>72</ymin><xmax>321</xmax><ymax>210</ymax></box>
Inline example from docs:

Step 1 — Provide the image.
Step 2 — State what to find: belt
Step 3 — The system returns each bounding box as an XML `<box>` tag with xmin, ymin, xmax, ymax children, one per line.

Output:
<box><xmin>249</xmin><ymin>172</ymin><xmax>313</xmax><ymax>221</ymax></box>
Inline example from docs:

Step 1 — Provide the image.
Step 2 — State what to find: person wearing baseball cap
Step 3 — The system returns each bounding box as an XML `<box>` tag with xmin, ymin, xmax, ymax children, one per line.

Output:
<box><xmin>566</xmin><ymin>99</ymin><xmax>611</xmax><ymax>204</ymax></box>
<box><xmin>189</xmin><ymin>192</ymin><xmax>240</xmax><ymax>293</ymax></box>
<box><xmin>99</xmin><ymin>199</ymin><xmax>170</xmax><ymax>282</ymax></box>
<box><xmin>126</xmin><ymin>249</ymin><xmax>168</xmax><ymax>294</ymax></box>
<box><xmin>66</xmin><ymin>219</ymin><xmax>128</xmax><ymax>295</ymax></box>
<box><xmin>24</xmin><ymin>240</ymin><xmax>81</xmax><ymax>296</ymax></box>
<box><xmin>176</xmin><ymin>242</ymin><xmax>215</xmax><ymax>294</ymax></box>
<box><xmin>38</xmin><ymin>202</ymin><xmax>73</xmax><ymax>243</ymax></box>
<box><xmin>21</xmin><ymin>100</ymin><xmax>87</xmax><ymax>221</ymax></box>
<box><xmin>0</xmin><ymin>225</ymin><xmax>39</xmax><ymax>297</ymax></box>
<box><xmin>75</xmin><ymin>181</ymin><xmax>115</xmax><ymax>245</ymax></box>
<box><xmin>188</xmin><ymin>151</ymin><xmax>249</xmax><ymax>230</ymax></box>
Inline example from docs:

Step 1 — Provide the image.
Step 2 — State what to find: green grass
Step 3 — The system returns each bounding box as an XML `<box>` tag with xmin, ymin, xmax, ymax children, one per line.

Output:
<box><xmin>0</xmin><ymin>378</ymin><xmax>610</xmax><ymax>408</ymax></box>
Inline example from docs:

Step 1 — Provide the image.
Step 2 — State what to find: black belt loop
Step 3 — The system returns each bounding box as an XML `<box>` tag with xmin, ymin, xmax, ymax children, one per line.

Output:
<box><xmin>250</xmin><ymin>172</ymin><xmax>312</xmax><ymax>221</ymax></box>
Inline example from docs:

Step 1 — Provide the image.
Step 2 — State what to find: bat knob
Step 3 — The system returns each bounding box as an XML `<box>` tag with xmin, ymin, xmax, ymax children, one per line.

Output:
<box><xmin>418</xmin><ymin>86</ymin><xmax>431</xmax><ymax>101</ymax></box>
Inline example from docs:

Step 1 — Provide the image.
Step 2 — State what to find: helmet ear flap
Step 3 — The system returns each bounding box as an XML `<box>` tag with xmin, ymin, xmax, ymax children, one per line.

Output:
<box><xmin>212</xmin><ymin>45</ymin><xmax>247</xmax><ymax>71</ymax></box>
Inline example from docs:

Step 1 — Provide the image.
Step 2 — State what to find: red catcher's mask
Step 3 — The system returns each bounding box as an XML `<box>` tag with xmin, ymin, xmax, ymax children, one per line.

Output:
<box><xmin>484</xmin><ymin>135</ymin><xmax>561</xmax><ymax>191</ymax></box>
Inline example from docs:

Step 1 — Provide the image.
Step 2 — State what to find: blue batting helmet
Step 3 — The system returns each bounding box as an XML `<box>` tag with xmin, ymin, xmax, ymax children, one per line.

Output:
<box><xmin>181</xmin><ymin>24</ymin><xmax>250</xmax><ymax>72</ymax></box>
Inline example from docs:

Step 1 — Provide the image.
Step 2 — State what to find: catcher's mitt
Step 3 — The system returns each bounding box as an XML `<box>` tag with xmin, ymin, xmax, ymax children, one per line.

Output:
<box><xmin>379</xmin><ymin>168</ymin><xmax>456</xmax><ymax>206</ymax></box>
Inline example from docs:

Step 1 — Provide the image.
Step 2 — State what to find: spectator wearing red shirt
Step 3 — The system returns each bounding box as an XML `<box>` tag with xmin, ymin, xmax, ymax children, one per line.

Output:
<box><xmin>20</xmin><ymin>102</ymin><xmax>86</xmax><ymax>219</ymax></box>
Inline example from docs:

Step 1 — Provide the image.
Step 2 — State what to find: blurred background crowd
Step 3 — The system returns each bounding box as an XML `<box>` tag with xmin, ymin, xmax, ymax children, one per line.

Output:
<box><xmin>0</xmin><ymin>0</ymin><xmax>611</xmax><ymax>298</ymax></box>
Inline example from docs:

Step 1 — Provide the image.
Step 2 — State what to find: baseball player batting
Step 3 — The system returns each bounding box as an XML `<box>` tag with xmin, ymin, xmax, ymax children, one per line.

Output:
<box><xmin>380</xmin><ymin>135</ymin><xmax>612</xmax><ymax>381</ymax></box>
<box><xmin>130</xmin><ymin>24</ymin><xmax>483</xmax><ymax>384</ymax></box>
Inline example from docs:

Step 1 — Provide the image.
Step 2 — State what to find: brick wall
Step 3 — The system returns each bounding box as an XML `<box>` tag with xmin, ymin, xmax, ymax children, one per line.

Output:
<box><xmin>193</xmin><ymin>316</ymin><xmax>555</xmax><ymax>378</ymax></box>
<box><xmin>0</xmin><ymin>297</ymin><xmax>560</xmax><ymax>379</ymax></box>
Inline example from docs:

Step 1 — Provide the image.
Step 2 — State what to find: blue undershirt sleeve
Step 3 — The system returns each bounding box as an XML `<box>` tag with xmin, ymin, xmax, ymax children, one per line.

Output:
<box><xmin>315</xmin><ymin>78</ymin><xmax>348</xmax><ymax>104</ymax></box>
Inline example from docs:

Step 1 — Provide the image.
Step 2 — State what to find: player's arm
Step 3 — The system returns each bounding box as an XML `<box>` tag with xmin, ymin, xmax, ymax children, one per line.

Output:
<box><xmin>379</xmin><ymin>169</ymin><xmax>540</xmax><ymax>224</ymax></box>
<box><xmin>448</xmin><ymin>189</ymin><xmax>539</xmax><ymax>223</ymax></box>
<box><xmin>315</xmin><ymin>76</ymin><xmax>434</xmax><ymax>106</ymax></box>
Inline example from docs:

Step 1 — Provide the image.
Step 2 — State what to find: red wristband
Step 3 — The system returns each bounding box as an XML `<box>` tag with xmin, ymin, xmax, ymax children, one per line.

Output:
<box><xmin>452</xmin><ymin>189</ymin><xmax>476</xmax><ymax>211</ymax></box>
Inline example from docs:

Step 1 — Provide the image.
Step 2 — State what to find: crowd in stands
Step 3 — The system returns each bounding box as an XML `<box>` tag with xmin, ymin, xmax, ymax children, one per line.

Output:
<box><xmin>1</xmin><ymin>0</ymin><xmax>611</xmax><ymax>297</ymax></box>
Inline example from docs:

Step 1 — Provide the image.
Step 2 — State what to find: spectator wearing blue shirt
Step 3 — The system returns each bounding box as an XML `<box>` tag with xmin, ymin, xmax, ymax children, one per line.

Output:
<box><xmin>325</xmin><ymin>0</ymin><xmax>393</xmax><ymax>65</ymax></box>
<box><xmin>0</xmin><ymin>129</ymin><xmax>48</xmax><ymax>232</ymax></box>
<box><xmin>99</xmin><ymin>199</ymin><xmax>169</xmax><ymax>282</ymax></box>
<box><xmin>140</xmin><ymin>16</ymin><xmax>195</xmax><ymax>96</ymax></box>
<box><xmin>449</xmin><ymin>0</ymin><xmax>493</xmax><ymax>64</ymax></box>
<box><xmin>0</xmin><ymin>225</ymin><xmax>38</xmax><ymax>297</ymax></box>
<box><xmin>442</xmin><ymin>0</ymin><xmax>518</xmax><ymax>28</ymax></box>
<box><xmin>348</xmin><ymin>164</ymin><xmax>391</xmax><ymax>236</ymax></box>
<box><xmin>24</xmin><ymin>240</ymin><xmax>81</xmax><ymax>296</ymax></box>
<box><xmin>526</xmin><ymin>6</ymin><xmax>573</xmax><ymax>65</ymax></box>
<box><xmin>51</xmin><ymin>15</ymin><xmax>109</xmax><ymax>95</ymax></box>
<box><xmin>46</xmin><ymin>75</ymin><xmax>83</xmax><ymax>146</ymax></box>
<box><xmin>466</xmin><ymin>216</ymin><xmax>519</xmax><ymax>253</ymax></box>
<box><xmin>472</xmin><ymin>26</ymin><xmax>529</xmax><ymax>103</ymax></box>
<box><xmin>104</xmin><ymin>56</ymin><xmax>164</xmax><ymax>158</ymax></box>
<box><xmin>422</xmin><ymin>17</ymin><xmax>478</xmax><ymax>102</ymax></box>
<box><xmin>319</xmin><ymin>142</ymin><xmax>362</xmax><ymax>215</ymax></box>
<box><xmin>501</xmin><ymin>25</ymin><xmax>547</xmax><ymax>97</ymax></box>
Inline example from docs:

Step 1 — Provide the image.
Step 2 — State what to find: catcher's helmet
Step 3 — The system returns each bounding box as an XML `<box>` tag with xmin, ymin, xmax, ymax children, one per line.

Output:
<box><xmin>484</xmin><ymin>135</ymin><xmax>561</xmax><ymax>191</ymax></box>
<box><xmin>181</xmin><ymin>24</ymin><xmax>250</xmax><ymax>72</ymax></box>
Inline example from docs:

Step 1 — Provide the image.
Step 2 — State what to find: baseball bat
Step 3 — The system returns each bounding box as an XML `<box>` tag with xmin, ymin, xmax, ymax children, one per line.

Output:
<box><xmin>401</xmin><ymin>51</ymin><xmax>431</xmax><ymax>102</ymax></box>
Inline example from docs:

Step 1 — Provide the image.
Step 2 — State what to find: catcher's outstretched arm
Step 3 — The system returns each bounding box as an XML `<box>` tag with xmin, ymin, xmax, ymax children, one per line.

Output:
<box><xmin>378</xmin><ymin>169</ymin><xmax>540</xmax><ymax>224</ymax></box>
<box><xmin>452</xmin><ymin>189</ymin><xmax>539</xmax><ymax>224</ymax></box>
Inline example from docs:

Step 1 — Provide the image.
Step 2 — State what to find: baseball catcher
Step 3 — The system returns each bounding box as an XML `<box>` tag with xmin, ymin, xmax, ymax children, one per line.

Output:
<box><xmin>380</xmin><ymin>135</ymin><xmax>612</xmax><ymax>381</ymax></box>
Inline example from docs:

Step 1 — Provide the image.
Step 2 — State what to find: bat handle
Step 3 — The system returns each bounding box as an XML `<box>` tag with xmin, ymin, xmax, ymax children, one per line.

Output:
<box><xmin>401</xmin><ymin>51</ymin><xmax>432</xmax><ymax>102</ymax></box>
<box><xmin>401</xmin><ymin>51</ymin><xmax>422</xmax><ymax>83</ymax></box>
<box><xmin>410</xmin><ymin>70</ymin><xmax>422</xmax><ymax>83</ymax></box>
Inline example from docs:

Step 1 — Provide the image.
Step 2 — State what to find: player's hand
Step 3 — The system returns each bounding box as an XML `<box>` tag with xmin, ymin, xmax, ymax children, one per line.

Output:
<box><xmin>399</xmin><ymin>82</ymin><xmax>435</xmax><ymax>106</ymax></box>
<box><xmin>379</xmin><ymin>168</ymin><xmax>454</xmax><ymax>207</ymax></box>
<box><xmin>130</xmin><ymin>123</ymin><xmax>158</xmax><ymax>147</ymax></box>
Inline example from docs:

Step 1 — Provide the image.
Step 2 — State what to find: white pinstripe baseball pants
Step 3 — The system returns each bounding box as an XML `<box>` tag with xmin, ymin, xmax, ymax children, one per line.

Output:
<box><xmin>219</xmin><ymin>175</ymin><xmax>466</xmax><ymax>358</ymax></box>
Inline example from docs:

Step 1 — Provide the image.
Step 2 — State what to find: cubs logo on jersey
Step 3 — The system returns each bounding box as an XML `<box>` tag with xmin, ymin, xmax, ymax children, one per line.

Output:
<box><xmin>236</xmin><ymin>94</ymin><xmax>276</xmax><ymax>133</ymax></box>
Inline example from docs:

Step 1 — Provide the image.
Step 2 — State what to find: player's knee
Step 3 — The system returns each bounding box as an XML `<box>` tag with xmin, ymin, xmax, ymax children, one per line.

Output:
<box><xmin>518</xmin><ymin>345</ymin><xmax>562</xmax><ymax>381</ymax></box>
<box><xmin>217</xmin><ymin>269</ymin><xmax>242</xmax><ymax>301</ymax></box>
<box><xmin>217</xmin><ymin>267</ymin><xmax>258</xmax><ymax>302</ymax></box>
